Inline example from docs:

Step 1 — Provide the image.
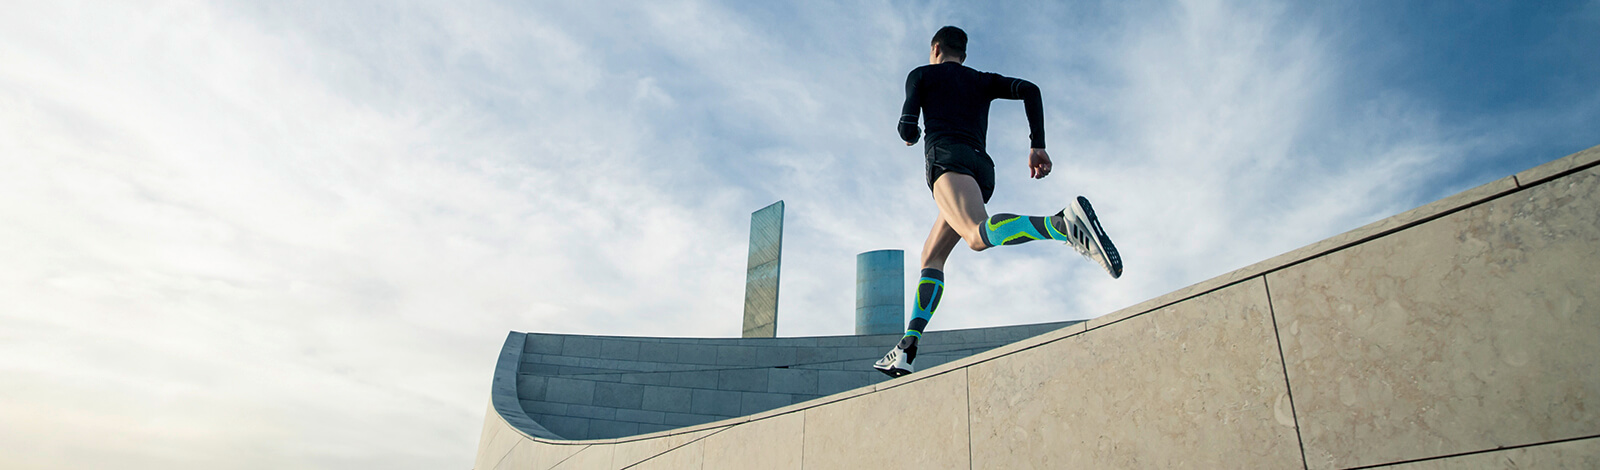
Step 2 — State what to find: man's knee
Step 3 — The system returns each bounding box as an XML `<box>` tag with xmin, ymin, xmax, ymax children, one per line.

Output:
<box><xmin>964</xmin><ymin>235</ymin><xmax>989</xmax><ymax>251</ymax></box>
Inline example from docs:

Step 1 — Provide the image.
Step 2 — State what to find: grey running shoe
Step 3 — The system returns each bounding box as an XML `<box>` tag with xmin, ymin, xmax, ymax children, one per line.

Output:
<box><xmin>1055</xmin><ymin>196</ymin><xmax>1123</xmax><ymax>279</ymax></box>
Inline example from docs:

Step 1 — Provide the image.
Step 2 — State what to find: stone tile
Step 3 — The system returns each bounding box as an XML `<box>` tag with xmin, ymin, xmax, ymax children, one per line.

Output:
<box><xmin>593</xmin><ymin>382</ymin><xmax>644</xmax><ymax>409</ymax></box>
<box><xmin>519</xmin><ymin>400</ymin><xmax>567</xmax><ymax>417</ymax></box>
<box><xmin>968</xmin><ymin>279</ymin><xmax>1302</xmax><ymax>469</ymax></box>
<box><xmin>815</xmin><ymin>335</ymin><xmax>856</xmax><ymax>347</ymax></box>
<box><xmin>550</xmin><ymin>444</ymin><xmax>612</xmax><ymax>470</ymax></box>
<box><xmin>531</xmin><ymin>414</ymin><xmax>590</xmax><ymax>440</ymax></box>
<box><xmin>817</xmin><ymin>370</ymin><xmax>871</xmax><ymax>395</ymax></box>
<box><xmin>610</xmin><ymin>429</ymin><xmax>714</xmax><ymax>468</ymax></box>
<box><xmin>475</xmin><ymin>409</ymin><xmax>523</xmax><ymax>470</ymax></box>
<box><xmin>794</xmin><ymin>346</ymin><xmax>831</xmax><ymax>365</ymax></box>
<box><xmin>516</xmin><ymin>375</ymin><xmax>547</xmax><ymax>401</ymax></box>
<box><xmin>1086</xmin><ymin>174</ymin><xmax>1522</xmax><ymax>335</ymax></box>
<box><xmin>691</xmin><ymin>388</ymin><xmax>742</xmax><ymax>417</ymax></box>
<box><xmin>615</xmin><ymin>408</ymin><xmax>665</xmax><ymax>425</ymax></box>
<box><xmin>588</xmin><ymin>419</ymin><xmax>639</xmax><ymax>439</ymax></box>
<box><xmin>599</xmin><ymin>339</ymin><xmax>640</xmax><ymax>361</ymax></box>
<box><xmin>638</xmin><ymin>423</ymin><xmax>674</xmax><ymax>435</ymax></box>
<box><xmin>1271</xmin><ymin>166</ymin><xmax>1600</xmax><ymax>470</ymax></box>
<box><xmin>664</xmin><ymin>412</ymin><xmax>718</xmax><ymax>427</ymax></box>
<box><xmin>667</xmin><ymin>370</ymin><xmax>718</xmax><ymax>389</ymax></box>
<box><xmin>739</xmin><ymin>392</ymin><xmax>793</xmax><ymax>415</ymax></box>
<box><xmin>1517</xmin><ymin>144</ymin><xmax>1600</xmax><ymax>187</ymax></box>
<box><xmin>803</xmin><ymin>369</ymin><xmax>970</xmax><ymax>469</ymax></box>
<box><xmin>1365</xmin><ymin>437</ymin><xmax>1600</xmax><ymax>469</ymax></box>
<box><xmin>617</xmin><ymin>372</ymin><xmax>673</xmax><ymax>386</ymax></box>
<box><xmin>677</xmin><ymin>345</ymin><xmax>719</xmax><ymax>365</ymax></box>
<box><xmin>564</xmin><ymin>404</ymin><xmax>616</xmax><ymax>421</ymax></box>
<box><xmin>523</xmin><ymin>334</ymin><xmax>564</xmax><ymax>355</ymax></box>
<box><xmin>702</xmin><ymin>412</ymin><xmax>804</xmax><ymax>470</ymax></box>
<box><xmin>637</xmin><ymin>341</ymin><xmax>679</xmax><ymax>363</ymax></box>
<box><xmin>639</xmin><ymin>386</ymin><xmax>691</xmax><ymax>414</ymax></box>
<box><xmin>493</xmin><ymin>441</ymin><xmax>589</xmax><ymax>470</ymax></box>
<box><xmin>544</xmin><ymin>378</ymin><xmax>595</xmax><ymax>406</ymax></box>
<box><xmin>716</xmin><ymin>345</ymin><xmax>757</xmax><ymax>365</ymax></box>
<box><xmin>561</xmin><ymin>336</ymin><xmax>601</xmax><ymax>358</ymax></box>
<box><xmin>631</xmin><ymin>438</ymin><xmax>705</xmax><ymax>470</ymax></box>
<box><xmin>756</xmin><ymin>346</ymin><xmax>797</xmax><ymax>366</ymax></box>
<box><xmin>716</xmin><ymin>368</ymin><xmax>769</xmax><ymax>392</ymax></box>
<box><xmin>767</xmin><ymin>368</ymin><xmax>819</xmax><ymax>395</ymax></box>
<box><xmin>521</xmin><ymin>363</ymin><xmax>561</xmax><ymax>376</ymax></box>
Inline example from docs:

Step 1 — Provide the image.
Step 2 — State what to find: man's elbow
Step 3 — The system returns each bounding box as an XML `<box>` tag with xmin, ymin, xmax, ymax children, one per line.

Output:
<box><xmin>1017</xmin><ymin>81</ymin><xmax>1041</xmax><ymax>100</ymax></box>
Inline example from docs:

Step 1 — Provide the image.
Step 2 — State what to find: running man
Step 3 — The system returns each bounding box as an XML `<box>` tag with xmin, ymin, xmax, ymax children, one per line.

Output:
<box><xmin>874</xmin><ymin>26</ymin><xmax>1122</xmax><ymax>378</ymax></box>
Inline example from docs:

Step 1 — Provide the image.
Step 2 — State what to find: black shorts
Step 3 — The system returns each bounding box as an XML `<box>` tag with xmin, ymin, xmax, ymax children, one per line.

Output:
<box><xmin>925</xmin><ymin>144</ymin><xmax>996</xmax><ymax>203</ymax></box>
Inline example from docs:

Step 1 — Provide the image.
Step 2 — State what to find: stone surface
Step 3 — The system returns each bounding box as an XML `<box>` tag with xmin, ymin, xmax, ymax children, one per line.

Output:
<box><xmin>1087</xmin><ymin>174</ymin><xmax>1522</xmax><ymax>335</ymax></box>
<box><xmin>494</xmin><ymin>441</ymin><xmax>587</xmax><ymax>470</ymax></box>
<box><xmin>629</xmin><ymin>439</ymin><xmax>705</xmax><ymax>470</ymax></box>
<box><xmin>549</xmin><ymin>444</ymin><xmax>613</xmax><ymax>470</ymax></box>
<box><xmin>1271</xmin><ymin>166</ymin><xmax>1600</xmax><ymax>469</ymax></box>
<box><xmin>476</xmin><ymin>413</ymin><xmax>527</xmax><ymax>470</ymax></box>
<box><xmin>969</xmin><ymin>279</ymin><xmax>1302</xmax><ymax>469</ymax></box>
<box><xmin>701</xmin><ymin>412</ymin><xmax>804</xmax><ymax>469</ymax></box>
<box><xmin>1367</xmin><ymin>437</ymin><xmax>1600</xmax><ymax>469</ymax></box>
<box><xmin>1517</xmin><ymin>144</ymin><xmax>1600</xmax><ymax>187</ymax></box>
<box><xmin>802</xmin><ymin>370</ymin><xmax>970</xmax><ymax>469</ymax></box>
<box><xmin>609</xmin><ymin>429</ymin><xmax>714</xmax><ymax>468</ymax></box>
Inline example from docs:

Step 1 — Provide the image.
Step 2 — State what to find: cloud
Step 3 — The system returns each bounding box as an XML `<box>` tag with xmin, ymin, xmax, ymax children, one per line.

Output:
<box><xmin>2</xmin><ymin>1</ymin><xmax>1595</xmax><ymax>468</ymax></box>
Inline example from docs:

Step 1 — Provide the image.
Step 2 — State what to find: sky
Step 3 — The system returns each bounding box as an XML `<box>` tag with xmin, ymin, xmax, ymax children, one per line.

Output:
<box><xmin>1</xmin><ymin>0</ymin><xmax>1596</xmax><ymax>468</ymax></box>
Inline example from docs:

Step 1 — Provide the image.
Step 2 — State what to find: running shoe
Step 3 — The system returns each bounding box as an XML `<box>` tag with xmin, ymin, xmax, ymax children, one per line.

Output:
<box><xmin>1055</xmin><ymin>196</ymin><xmax>1123</xmax><ymax>278</ymax></box>
<box><xmin>873</xmin><ymin>344</ymin><xmax>916</xmax><ymax>378</ymax></box>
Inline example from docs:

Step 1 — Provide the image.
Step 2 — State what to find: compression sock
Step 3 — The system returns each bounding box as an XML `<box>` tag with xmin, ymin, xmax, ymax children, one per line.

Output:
<box><xmin>979</xmin><ymin>213</ymin><xmax>1073</xmax><ymax>247</ymax></box>
<box><xmin>897</xmin><ymin>268</ymin><xmax>945</xmax><ymax>357</ymax></box>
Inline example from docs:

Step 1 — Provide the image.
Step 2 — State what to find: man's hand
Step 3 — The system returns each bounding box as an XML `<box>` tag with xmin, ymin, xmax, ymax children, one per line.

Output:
<box><xmin>1028</xmin><ymin>148</ymin><xmax>1052</xmax><ymax>179</ymax></box>
<box><xmin>906</xmin><ymin>142</ymin><xmax>915</xmax><ymax>146</ymax></box>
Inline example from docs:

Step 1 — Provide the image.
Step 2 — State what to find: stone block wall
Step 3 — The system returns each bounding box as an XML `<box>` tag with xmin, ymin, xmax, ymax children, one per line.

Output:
<box><xmin>511</xmin><ymin>321</ymin><xmax>1075</xmax><ymax>440</ymax></box>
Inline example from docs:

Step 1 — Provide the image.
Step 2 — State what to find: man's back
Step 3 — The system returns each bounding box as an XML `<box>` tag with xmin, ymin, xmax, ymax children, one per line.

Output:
<box><xmin>899</xmin><ymin>62</ymin><xmax>1046</xmax><ymax>153</ymax></box>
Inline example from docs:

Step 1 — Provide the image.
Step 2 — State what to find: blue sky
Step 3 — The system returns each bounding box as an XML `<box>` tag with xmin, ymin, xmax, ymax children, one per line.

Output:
<box><xmin>2</xmin><ymin>1</ymin><xmax>1596</xmax><ymax>468</ymax></box>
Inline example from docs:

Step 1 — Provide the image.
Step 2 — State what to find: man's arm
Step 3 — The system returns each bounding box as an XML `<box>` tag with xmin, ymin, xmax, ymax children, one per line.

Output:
<box><xmin>898</xmin><ymin>69</ymin><xmax>923</xmax><ymax>145</ymax></box>
<box><xmin>985</xmin><ymin>74</ymin><xmax>1045</xmax><ymax>150</ymax></box>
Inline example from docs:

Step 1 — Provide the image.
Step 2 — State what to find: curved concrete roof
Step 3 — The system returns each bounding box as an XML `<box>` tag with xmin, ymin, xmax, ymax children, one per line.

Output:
<box><xmin>474</xmin><ymin>145</ymin><xmax>1600</xmax><ymax>469</ymax></box>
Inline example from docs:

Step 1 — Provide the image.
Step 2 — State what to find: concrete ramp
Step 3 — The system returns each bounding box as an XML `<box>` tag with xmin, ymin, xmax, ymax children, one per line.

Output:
<box><xmin>474</xmin><ymin>145</ymin><xmax>1599</xmax><ymax>469</ymax></box>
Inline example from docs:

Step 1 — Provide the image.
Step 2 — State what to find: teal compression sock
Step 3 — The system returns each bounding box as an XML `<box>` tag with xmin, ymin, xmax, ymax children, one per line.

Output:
<box><xmin>979</xmin><ymin>213</ymin><xmax>1071</xmax><ymax>247</ymax></box>
<box><xmin>898</xmin><ymin>268</ymin><xmax>944</xmax><ymax>351</ymax></box>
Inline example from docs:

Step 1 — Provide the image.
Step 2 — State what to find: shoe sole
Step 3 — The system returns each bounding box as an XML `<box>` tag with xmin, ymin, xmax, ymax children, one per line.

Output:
<box><xmin>874</xmin><ymin>365</ymin><xmax>914</xmax><ymax>378</ymax></box>
<box><xmin>1072</xmin><ymin>196</ymin><xmax>1123</xmax><ymax>279</ymax></box>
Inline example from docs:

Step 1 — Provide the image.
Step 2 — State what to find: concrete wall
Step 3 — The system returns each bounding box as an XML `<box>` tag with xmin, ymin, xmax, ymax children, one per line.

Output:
<box><xmin>509</xmin><ymin>321</ymin><xmax>1076</xmax><ymax>441</ymax></box>
<box><xmin>475</xmin><ymin>145</ymin><xmax>1600</xmax><ymax>469</ymax></box>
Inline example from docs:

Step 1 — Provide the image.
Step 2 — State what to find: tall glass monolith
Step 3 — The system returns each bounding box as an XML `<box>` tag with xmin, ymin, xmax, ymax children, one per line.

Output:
<box><xmin>742</xmin><ymin>201</ymin><xmax>784</xmax><ymax>338</ymax></box>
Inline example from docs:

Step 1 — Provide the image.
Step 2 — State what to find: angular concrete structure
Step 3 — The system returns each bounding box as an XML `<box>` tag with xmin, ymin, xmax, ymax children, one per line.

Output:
<box><xmin>742</xmin><ymin>201</ymin><xmax>784</xmax><ymax>338</ymax></box>
<box><xmin>475</xmin><ymin>145</ymin><xmax>1600</xmax><ymax>469</ymax></box>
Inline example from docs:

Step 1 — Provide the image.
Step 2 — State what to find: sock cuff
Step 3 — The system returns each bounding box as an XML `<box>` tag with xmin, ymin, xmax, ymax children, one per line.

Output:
<box><xmin>919</xmin><ymin>268</ymin><xmax>944</xmax><ymax>281</ymax></box>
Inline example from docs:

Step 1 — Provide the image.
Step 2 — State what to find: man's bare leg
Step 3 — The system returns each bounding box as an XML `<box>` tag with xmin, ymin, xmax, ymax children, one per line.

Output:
<box><xmin>930</xmin><ymin>173</ymin><xmax>991</xmax><ymax>251</ymax></box>
<box><xmin>920</xmin><ymin>214</ymin><xmax>962</xmax><ymax>271</ymax></box>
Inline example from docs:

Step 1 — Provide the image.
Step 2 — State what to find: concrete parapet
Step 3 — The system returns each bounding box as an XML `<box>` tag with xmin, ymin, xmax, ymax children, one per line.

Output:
<box><xmin>475</xmin><ymin>145</ymin><xmax>1600</xmax><ymax>469</ymax></box>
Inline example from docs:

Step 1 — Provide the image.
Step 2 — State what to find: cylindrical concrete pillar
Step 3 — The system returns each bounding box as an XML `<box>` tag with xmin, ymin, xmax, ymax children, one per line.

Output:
<box><xmin>856</xmin><ymin>249</ymin><xmax>905</xmax><ymax>336</ymax></box>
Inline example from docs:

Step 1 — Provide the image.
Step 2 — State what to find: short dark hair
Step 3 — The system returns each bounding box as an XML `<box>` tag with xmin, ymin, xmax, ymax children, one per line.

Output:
<box><xmin>931</xmin><ymin>26</ymin><xmax>967</xmax><ymax>60</ymax></box>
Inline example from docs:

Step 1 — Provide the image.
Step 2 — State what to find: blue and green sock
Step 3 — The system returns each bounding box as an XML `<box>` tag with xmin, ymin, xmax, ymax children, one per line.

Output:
<box><xmin>978</xmin><ymin>213</ymin><xmax>1071</xmax><ymax>248</ymax></box>
<box><xmin>897</xmin><ymin>268</ymin><xmax>945</xmax><ymax>356</ymax></box>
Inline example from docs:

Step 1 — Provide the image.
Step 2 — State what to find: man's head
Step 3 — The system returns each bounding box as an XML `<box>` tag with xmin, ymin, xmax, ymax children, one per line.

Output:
<box><xmin>930</xmin><ymin>26</ymin><xmax>967</xmax><ymax>64</ymax></box>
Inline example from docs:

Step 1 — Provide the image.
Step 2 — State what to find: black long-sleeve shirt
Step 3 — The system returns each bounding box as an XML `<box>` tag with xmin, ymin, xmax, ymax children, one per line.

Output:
<box><xmin>898</xmin><ymin>62</ymin><xmax>1046</xmax><ymax>152</ymax></box>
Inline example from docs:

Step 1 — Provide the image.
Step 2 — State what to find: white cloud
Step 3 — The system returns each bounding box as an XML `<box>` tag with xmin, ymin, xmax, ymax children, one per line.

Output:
<box><xmin>1</xmin><ymin>0</ymin><xmax>1587</xmax><ymax>468</ymax></box>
